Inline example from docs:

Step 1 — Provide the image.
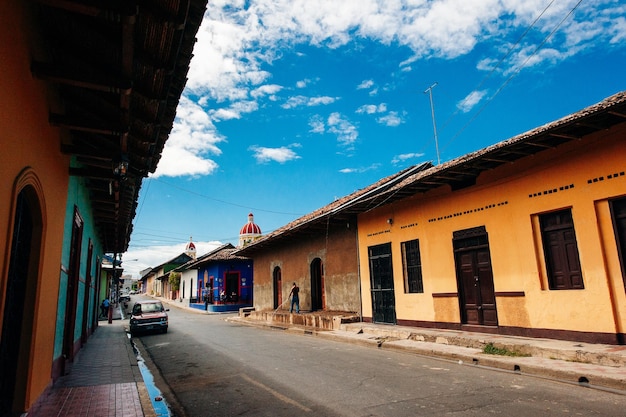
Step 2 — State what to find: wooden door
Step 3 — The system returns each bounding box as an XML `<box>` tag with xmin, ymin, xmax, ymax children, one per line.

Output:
<box><xmin>454</xmin><ymin>227</ymin><xmax>498</xmax><ymax>326</ymax></box>
<box><xmin>611</xmin><ymin>198</ymin><xmax>626</xmax><ymax>291</ymax></box>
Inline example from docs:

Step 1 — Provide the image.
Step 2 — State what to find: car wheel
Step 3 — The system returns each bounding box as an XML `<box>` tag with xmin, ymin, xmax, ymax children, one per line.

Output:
<box><xmin>162</xmin><ymin>328</ymin><xmax>168</xmax><ymax>334</ymax></box>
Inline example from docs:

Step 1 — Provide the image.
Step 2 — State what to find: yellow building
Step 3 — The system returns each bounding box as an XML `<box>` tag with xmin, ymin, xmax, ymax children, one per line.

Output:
<box><xmin>358</xmin><ymin>92</ymin><xmax>626</xmax><ymax>344</ymax></box>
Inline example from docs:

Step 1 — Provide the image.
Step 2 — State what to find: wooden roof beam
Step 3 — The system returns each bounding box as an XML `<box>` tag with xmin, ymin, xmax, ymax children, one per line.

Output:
<box><xmin>478</xmin><ymin>157</ymin><xmax>510</xmax><ymax>163</ymax></box>
<box><xmin>608</xmin><ymin>110</ymin><xmax>626</xmax><ymax>119</ymax></box>
<box><xmin>524</xmin><ymin>141</ymin><xmax>553</xmax><ymax>149</ymax></box>
<box><xmin>31</xmin><ymin>62</ymin><xmax>132</xmax><ymax>95</ymax></box>
<box><xmin>50</xmin><ymin>113</ymin><xmax>128</xmax><ymax>136</ymax></box>
<box><xmin>36</xmin><ymin>0</ymin><xmax>137</xmax><ymax>22</ymax></box>
<box><xmin>69</xmin><ymin>167</ymin><xmax>116</xmax><ymax>180</ymax></box>
<box><xmin>549</xmin><ymin>132</ymin><xmax>580</xmax><ymax>140</ymax></box>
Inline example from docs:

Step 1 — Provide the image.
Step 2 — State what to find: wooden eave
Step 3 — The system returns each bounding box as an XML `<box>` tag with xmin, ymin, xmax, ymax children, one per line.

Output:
<box><xmin>31</xmin><ymin>0</ymin><xmax>207</xmax><ymax>253</ymax></box>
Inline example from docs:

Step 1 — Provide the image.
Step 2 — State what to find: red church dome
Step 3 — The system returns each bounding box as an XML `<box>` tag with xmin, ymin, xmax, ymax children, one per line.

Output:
<box><xmin>240</xmin><ymin>213</ymin><xmax>262</xmax><ymax>235</ymax></box>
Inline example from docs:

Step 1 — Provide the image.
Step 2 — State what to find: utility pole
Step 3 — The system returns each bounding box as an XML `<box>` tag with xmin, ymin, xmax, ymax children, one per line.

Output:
<box><xmin>424</xmin><ymin>82</ymin><xmax>441</xmax><ymax>165</ymax></box>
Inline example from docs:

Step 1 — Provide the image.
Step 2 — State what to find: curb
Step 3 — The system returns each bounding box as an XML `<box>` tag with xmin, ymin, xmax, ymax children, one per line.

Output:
<box><xmin>227</xmin><ymin>317</ymin><xmax>626</xmax><ymax>394</ymax></box>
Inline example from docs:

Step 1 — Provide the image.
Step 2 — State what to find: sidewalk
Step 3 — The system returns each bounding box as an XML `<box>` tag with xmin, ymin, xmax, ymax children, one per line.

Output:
<box><xmin>26</xmin><ymin>304</ymin><xmax>158</xmax><ymax>417</ymax></box>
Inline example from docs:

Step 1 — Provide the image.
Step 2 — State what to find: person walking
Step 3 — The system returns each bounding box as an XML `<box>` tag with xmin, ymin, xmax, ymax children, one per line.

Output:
<box><xmin>289</xmin><ymin>282</ymin><xmax>300</xmax><ymax>313</ymax></box>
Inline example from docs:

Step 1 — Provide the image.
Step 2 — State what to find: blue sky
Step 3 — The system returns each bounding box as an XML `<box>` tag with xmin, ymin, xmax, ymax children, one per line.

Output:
<box><xmin>122</xmin><ymin>0</ymin><xmax>626</xmax><ymax>278</ymax></box>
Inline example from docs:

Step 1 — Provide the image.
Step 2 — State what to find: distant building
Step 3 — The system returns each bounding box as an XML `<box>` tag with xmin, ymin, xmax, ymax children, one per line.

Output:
<box><xmin>141</xmin><ymin>253</ymin><xmax>193</xmax><ymax>298</ymax></box>
<box><xmin>177</xmin><ymin>244</ymin><xmax>253</xmax><ymax>312</ymax></box>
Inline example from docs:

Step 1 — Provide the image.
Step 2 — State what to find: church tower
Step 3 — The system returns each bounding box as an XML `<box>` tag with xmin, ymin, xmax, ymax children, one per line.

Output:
<box><xmin>239</xmin><ymin>213</ymin><xmax>262</xmax><ymax>247</ymax></box>
<box><xmin>184</xmin><ymin>236</ymin><xmax>197</xmax><ymax>259</ymax></box>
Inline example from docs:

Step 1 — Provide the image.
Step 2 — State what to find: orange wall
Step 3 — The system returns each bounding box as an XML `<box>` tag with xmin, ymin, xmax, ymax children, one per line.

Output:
<box><xmin>358</xmin><ymin>124</ymin><xmax>626</xmax><ymax>337</ymax></box>
<box><xmin>251</xmin><ymin>224</ymin><xmax>361</xmax><ymax>312</ymax></box>
<box><xmin>0</xmin><ymin>1</ymin><xmax>70</xmax><ymax>408</ymax></box>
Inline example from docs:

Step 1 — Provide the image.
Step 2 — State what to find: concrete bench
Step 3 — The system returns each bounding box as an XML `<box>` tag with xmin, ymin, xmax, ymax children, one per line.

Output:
<box><xmin>239</xmin><ymin>307</ymin><xmax>255</xmax><ymax>317</ymax></box>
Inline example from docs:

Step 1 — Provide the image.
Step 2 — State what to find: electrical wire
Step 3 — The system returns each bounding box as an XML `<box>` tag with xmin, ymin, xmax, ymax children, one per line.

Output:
<box><xmin>149</xmin><ymin>177</ymin><xmax>305</xmax><ymax>216</ymax></box>
<box><xmin>440</xmin><ymin>0</ymin><xmax>585</xmax><ymax>154</ymax></box>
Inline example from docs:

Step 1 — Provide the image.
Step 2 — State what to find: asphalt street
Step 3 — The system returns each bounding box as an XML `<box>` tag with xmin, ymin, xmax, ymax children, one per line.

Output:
<box><xmin>132</xmin><ymin>300</ymin><xmax>626</xmax><ymax>417</ymax></box>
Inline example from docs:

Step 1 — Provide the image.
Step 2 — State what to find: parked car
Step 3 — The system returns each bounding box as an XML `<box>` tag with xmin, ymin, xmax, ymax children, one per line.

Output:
<box><xmin>119</xmin><ymin>291</ymin><xmax>131</xmax><ymax>303</ymax></box>
<box><xmin>129</xmin><ymin>300</ymin><xmax>169</xmax><ymax>335</ymax></box>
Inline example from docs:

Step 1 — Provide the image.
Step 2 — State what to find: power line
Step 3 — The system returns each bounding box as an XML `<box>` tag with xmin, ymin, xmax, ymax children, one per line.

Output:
<box><xmin>437</xmin><ymin>0</ymin><xmax>558</xmax><ymax>136</ymax></box>
<box><xmin>440</xmin><ymin>0</ymin><xmax>584</xmax><ymax>154</ymax></box>
<box><xmin>149</xmin><ymin>177</ymin><xmax>305</xmax><ymax>216</ymax></box>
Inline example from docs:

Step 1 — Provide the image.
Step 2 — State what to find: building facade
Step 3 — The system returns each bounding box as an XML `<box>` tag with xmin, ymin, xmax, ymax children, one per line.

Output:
<box><xmin>0</xmin><ymin>1</ymin><xmax>206</xmax><ymax>414</ymax></box>
<box><xmin>357</xmin><ymin>92</ymin><xmax>626</xmax><ymax>344</ymax></box>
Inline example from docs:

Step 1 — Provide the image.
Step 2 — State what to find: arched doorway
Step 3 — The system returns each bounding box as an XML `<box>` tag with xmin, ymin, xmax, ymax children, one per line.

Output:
<box><xmin>310</xmin><ymin>258</ymin><xmax>325</xmax><ymax>311</ymax></box>
<box><xmin>273</xmin><ymin>266</ymin><xmax>282</xmax><ymax>309</ymax></box>
<box><xmin>0</xmin><ymin>182</ymin><xmax>44</xmax><ymax>415</ymax></box>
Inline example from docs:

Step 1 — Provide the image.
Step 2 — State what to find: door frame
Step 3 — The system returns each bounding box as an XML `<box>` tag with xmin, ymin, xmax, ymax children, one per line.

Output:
<box><xmin>453</xmin><ymin>226</ymin><xmax>498</xmax><ymax>326</ymax></box>
<box><xmin>273</xmin><ymin>266</ymin><xmax>282</xmax><ymax>309</ymax></box>
<box><xmin>310</xmin><ymin>258</ymin><xmax>325</xmax><ymax>311</ymax></box>
<box><xmin>368</xmin><ymin>243</ymin><xmax>396</xmax><ymax>324</ymax></box>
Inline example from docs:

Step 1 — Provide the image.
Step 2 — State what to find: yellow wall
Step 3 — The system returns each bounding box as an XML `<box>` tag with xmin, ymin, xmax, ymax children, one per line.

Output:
<box><xmin>358</xmin><ymin>125</ymin><xmax>626</xmax><ymax>338</ymax></box>
<box><xmin>0</xmin><ymin>1</ymin><xmax>70</xmax><ymax>409</ymax></box>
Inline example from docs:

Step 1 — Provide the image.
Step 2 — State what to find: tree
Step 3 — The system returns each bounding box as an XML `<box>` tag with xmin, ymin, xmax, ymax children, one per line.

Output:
<box><xmin>169</xmin><ymin>271</ymin><xmax>181</xmax><ymax>291</ymax></box>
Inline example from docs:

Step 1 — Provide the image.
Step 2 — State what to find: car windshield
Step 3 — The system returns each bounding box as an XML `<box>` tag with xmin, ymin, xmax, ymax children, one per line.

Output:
<box><xmin>134</xmin><ymin>302</ymin><xmax>163</xmax><ymax>314</ymax></box>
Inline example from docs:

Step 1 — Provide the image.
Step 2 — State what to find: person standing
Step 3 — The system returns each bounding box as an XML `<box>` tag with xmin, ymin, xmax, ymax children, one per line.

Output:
<box><xmin>289</xmin><ymin>282</ymin><xmax>300</xmax><ymax>313</ymax></box>
<box><xmin>100</xmin><ymin>298</ymin><xmax>110</xmax><ymax>318</ymax></box>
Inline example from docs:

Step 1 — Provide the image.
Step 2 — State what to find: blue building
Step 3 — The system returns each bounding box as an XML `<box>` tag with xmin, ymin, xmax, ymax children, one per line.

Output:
<box><xmin>180</xmin><ymin>244</ymin><xmax>253</xmax><ymax>312</ymax></box>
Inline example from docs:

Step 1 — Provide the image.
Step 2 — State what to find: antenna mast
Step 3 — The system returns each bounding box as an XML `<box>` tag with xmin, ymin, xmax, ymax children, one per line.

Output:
<box><xmin>424</xmin><ymin>82</ymin><xmax>440</xmax><ymax>165</ymax></box>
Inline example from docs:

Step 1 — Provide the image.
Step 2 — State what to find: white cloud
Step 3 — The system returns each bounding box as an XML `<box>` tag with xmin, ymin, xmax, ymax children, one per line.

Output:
<box><xmin>457</xmin><ymin>90</ymin><xmax>488</xmax><ymax>113</ymax></box>
<box><xmin>357</xmin><ymin>79</ymin><xmax>374</xmax><ymax>89</ymax></box>
<box><xmin>249</xmin><ymin>144</ymin><xmax>302</xmax><ymax>163</ymax></box>
<box><xmin>327</xmin><ymin>112</ymin><xmax>358</xmax><ymax>148</ymax></box>
<box><xmin>153</xmin><ymin>147</ymin><xmax>219</xmax><ymax>178</ymax></box>
<box><xmin>281</xmin><ymin>95</ymin><xmax>338</xmax><ymax>109</ymax></box>
<box><xmin>311</xmin><ymin>113</ymin><xmax>359</xmax><ymax>149</ymax></box>
<box><xmin>296</xmin><ymin>78</ymin><xmax>316</xmax><ymax>88</ymax></box>
<box><xmin>251</xmin><ymin>84</ymin><xmax>283</xmax><ymax>98</ymax></box>
<box><xmin>153</xmin><ymin>97</ymin><xmax>224</xmax><ymax>178</ymax></box>
<box><xmin>339</xmin><ymin>163</ymin><xmax>380</xmax><ymax>174</ymax></box>
<box><xmin>309</xmin><ymin>96</ymin><xmax>338</xmax><ymax>106</ymax></box>
<box><xmin>392</xmin><ymin>152</ymin><xmax>425</xmax><ymax>165</ymax></box>
<box><xmin>309</xmin><ymin>115</ymin><xmax>325</xmax><ymax>133</ymax></box>
<box><xmin>356</xmin><ymin>104</ymin><xmax>401</xmax><ymax>126</ymax></box>
<box><xmin>122</xmin><ymin>241</ymin><xmax>223</xmax><ymax>279</ymax></box>
<box><xmin>210</xmin><ymin>108</ymin><xmax>241</xmax><ymax>121</ymax></box>
<box><xmin>356</xmin><ymin>103</ymin><xmax>387</xmax><ymax>114</ymax></box>
<box><xmin>377</xmin><ymin>111</ymin><xmax>403</xmax><ymax>127</ymax></box>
